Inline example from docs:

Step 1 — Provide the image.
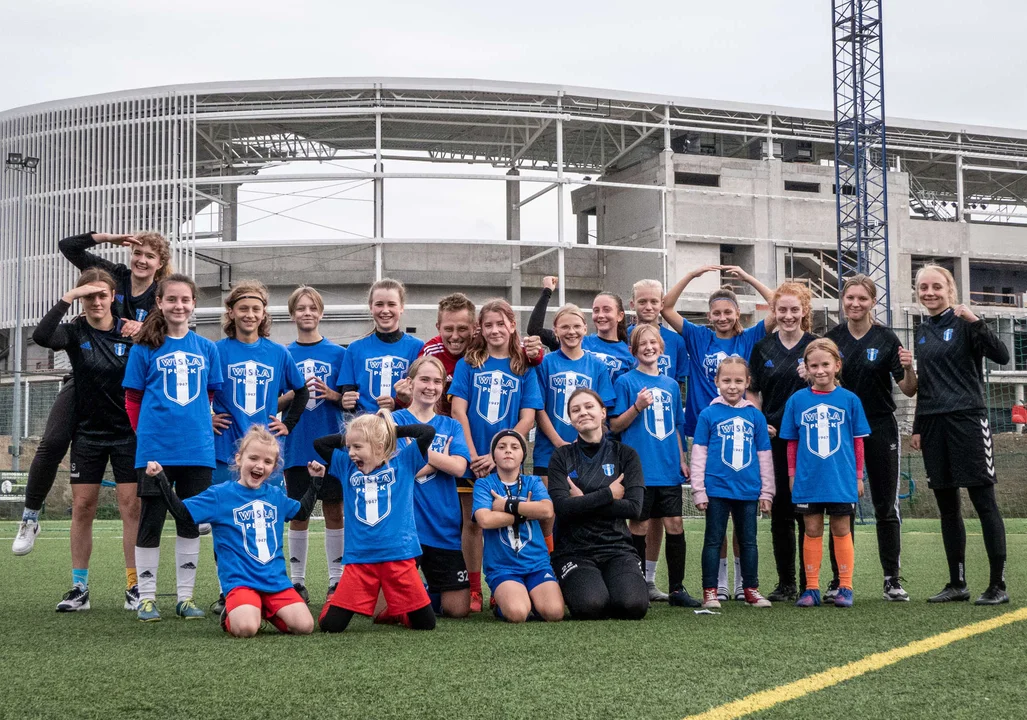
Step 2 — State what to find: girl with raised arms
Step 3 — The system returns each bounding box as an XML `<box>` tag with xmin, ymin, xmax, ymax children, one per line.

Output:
<box><xmin>33</xmin><ymin>269</ymin><xmax>140</xmax><ymax>612</ymax></box>
<box><xmin>393</xmin><ymin>357</ymin><xmax>473</xmax><ymax>618</ymax></box>
<box><xmin>609</xmin><ymin>324</ymin><xmax>698</xmax><ymax>607</ymax></box>
<box><xmin>449</xmin><ymin>298</ymin><xmax>543</xmax><ymax>608</ymax></box>
<box><xmin>13</xmin><ymin>230</ymin><xmax>170</xmax><ymax>557</ymax></box>
<box><xmin>122</xmin><ymin>274</ymin><xmax>223</xmax><ymax>622</ymax></box>
<box><xmin>279</xmin><ymin>286</ymin><xmax>347</xmax><ymax>604</ymax></box>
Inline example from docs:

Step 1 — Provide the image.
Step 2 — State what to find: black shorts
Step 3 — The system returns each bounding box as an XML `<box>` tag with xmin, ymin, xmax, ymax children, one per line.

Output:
<box><xmin>794</xmin><ymin>502</ymin><xmax>856</xmax><ymax>517</ymax></box>
<box><xmin>137</xmin><ymin>465</ymin><xmax>211</xmax><ymax>498</ymax></box>
<box><xmin>638</xmin><ymin>486</ymin><xmax>683</xmax><ymax>521</ymax></box>
<box><xmin>418</xmin><ymin>545</ymin><xmax>469</xmax><ymax>592</ymax></box>
<box><xmin>70</xmin><ymin>437</ymin><xmax>137</xmax><ymax>485</ymax></box>
<box><xmin>284</xmin><ymin>465</ymin><xmax>343</xmax><ymax>503</ymax></box>
<box><xmin>456</xmin><ymin>477</ymin><xmax>475</xmax><ymax>495</ymax></box>
<box><xmin>918</xmin><ymin>410</ymin><xmax>997</xmax><ymax>489</ymax></box>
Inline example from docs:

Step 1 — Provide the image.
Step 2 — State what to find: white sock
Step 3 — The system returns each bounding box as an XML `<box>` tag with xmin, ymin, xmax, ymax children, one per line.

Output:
<box><xmin>645</xmin><ymin>560</ymin><xmax>658</xmax><ymax>584</ymax></box>
<box><xmin>175</xmin><ymin>536</ymin><xmax>200</xmax><ymax>602</ymax></box>
<box><xmin>718</xmin><ymin>557</ymin><xmax>729</xmax><ymax>590</ymax></box>
<box><xmin>136</xmin><ymin>546</ymin><xmax>160</xmax><ymax>601</ymax></box>
<box><xmin>288</xmin><ymin>529</ymin><xmax>309</xmax><ymax>584</ymax></box>
<box><xmin>734</xmin><ymin>556</ymin><xmax>744</xmax><ymax>594</ymax></box>
<box><xmin>326</xmin><ymin>528</ymin><xmax>345</xmax><ymax>585</ymax></box>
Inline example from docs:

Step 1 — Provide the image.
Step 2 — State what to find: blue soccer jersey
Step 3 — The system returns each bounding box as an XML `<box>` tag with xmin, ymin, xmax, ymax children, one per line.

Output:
<box><xmin>448</xmin><ymin>356</ymin><xmax>544</xmax><ymax>473</ymax></box>
<box><xmin>582</xmin><ymin>334</ymin><xmax>635</xmax><ymax>384</ymax></box>
<box><xmin>779</xmin><ymin>387</ymin><xmax>871</xmax><ymax>504</ymax></box>
<box><xmin>328</xmin><ymin>439</ymin><xmax>428</xmax><ymax>564</ymax></box>
<box><xmin>472</xmin><ymin>473</ymin><xmax>553</xmax><ymax>579</ymax></box>
<box><xmin>212</xmin><ymin>338</ymin><xmax>307</xmax><ymax>464</ymax></box>
<box><xmin>339</xmin><ymin>332</ymin><xmax>424</xmax><ymax>415</ymax></box>
<box><xmin>613</xmin><ymin>369</ymin><xmax>686</xmax><ymax>487</ymax></box>
<box><xmin>693</xmin><ymin>401</ymin><xmax>772</xmax><ymax>501</ymax></box>
<box><xmin>123</xmin><ymin>331</ymin><xmax>223</xmax><ymax>468</ymax></box>
<box><xmin>282</xmin><ymin>339</ymin><xmax>347</xmax><ymax>469</ymax></box>
<box><xmin>627</xmin><ymin>323</ymin><xmax>690</xmax><ymax>383</ymax></box>
<box><xmin>392</xmin><ymin>410</ymin><xmax>471</xmax><ymax>552</ymax></box>
<box><xmin>533</xmin><ymin>350</ymin><xmax>615</xmax><ymax>469</ymax></box>
<box><xmin>183</xmin><ymin>480</ymin><xmax>300</xmax><ymax>594</ymax></box>
<box><xmin>677</xmin><ymin>318</ymin><xmax>767</xmax><ymax>437</ymax></box>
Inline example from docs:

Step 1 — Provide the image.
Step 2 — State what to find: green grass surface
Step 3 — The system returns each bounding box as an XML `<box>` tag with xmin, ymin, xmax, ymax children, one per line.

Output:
<box><xmin>1</xmin><ymin>518</ymin><xmax>1024</xmax><ymax>720</ymax></box>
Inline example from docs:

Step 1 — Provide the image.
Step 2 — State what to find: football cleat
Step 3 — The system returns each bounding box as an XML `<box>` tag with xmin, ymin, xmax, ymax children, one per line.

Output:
<box><xmin>210</xmin><ymin>593</ymin><xmax>226</xmax><ymax>616</ymax></box>
<box><xmin>767</xmin><ymin>583</ymin><xmax>797</xmax><ymax>603</ymax></box>
<box><xmin>927</xmin><ymin>584</ymin><xmax>970</xmax><ymax>603</ymax></box>
<box><xmin>197</xmin><ymin>523</ymin><xmax>212</xmax><ymax>535</ymax></box>
<box><xmin>883</xmin><ymin>577</ymin><xmax>910</xmax><ymax>602</ymax></box>
<box><xmin>974</xmin><ymin>585</ymin><xmax>1010</xmax><ymax>606</ymax></box>
<box><xmin>668</xmin><ymin>586</ymin><xmax>702</xmax><ymax>608</ymax></box>
<box><xmin>823</xmin><ymin>579</ymin><xmax>840</xmax><ymax>605</ymax></box>
<box><xmin>137</xmin><ymin>599</ymin><xmax>161</xmax><ymax>622</ymax></box>
<box><xmin>834</xmin><ymin>587</ymin><xmax>854</xmax><ymax>608</ymax></box>
<box><xmin>56</xmin><ymin>586</ymin><xmax>90</xmax><ymax>612</ymax></box>
<box><xmin>647</xmin><ymin>580</ymin><xmax>669</xmax><ymax>603</ymax></box>
<box><xmin>293</xmin><ymin>583</ymin><xmax>310</xmax><ymax>604</ymax></box>
<box><xmin>12</xmin><ymin>520</ymin><xmax>40</xmax><ymax>556</ymax></box>
<box><xmin>124</xmin><ymin>585</ymin><xmax>141</xmax><ymax>611</ymax></box>
<box><xmin>795</xmin><ymin>589</ymin><xmax>821</xmax><ymax>608</ymax></box>
<box><xmin>175</xmin><ymin>598</ymin><xmax>205</xmax><ymax>619</ymax></box>
<box><xmin>470</xmin><ymin>590</ymin><xmax>483</xmax><ymax>613</ymax></box>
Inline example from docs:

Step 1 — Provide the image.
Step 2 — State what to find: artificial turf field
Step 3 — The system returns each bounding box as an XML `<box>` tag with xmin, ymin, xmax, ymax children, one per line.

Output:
<box><xmin>1</xmin><ymin>518</ymin><xmax>1024</xmax><ymax>720</ymax></box>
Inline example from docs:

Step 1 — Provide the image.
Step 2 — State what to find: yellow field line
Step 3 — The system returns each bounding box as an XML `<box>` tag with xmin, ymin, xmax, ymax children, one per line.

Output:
<box><xmin>684</xmin><ymin>606</ymin><xmax>1027</xmax><ymax>720</ymax></box>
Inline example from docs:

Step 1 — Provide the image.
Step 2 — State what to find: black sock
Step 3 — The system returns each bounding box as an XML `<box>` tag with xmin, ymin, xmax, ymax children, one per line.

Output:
<box><xmin>319</xmin><ymin>606</ymin><xmax>354</xmax><ymax>633</ymax></box>
<box><xmin>630</xmin><ymin>533</ymin><xmax>647</xmax><ymax>567</ymax></box>
<box><xmin>935</xmin><ymin>489</ymin><xmax>967</xmax><ymax>587</ymax></box>
<box><xmin>665</xmin><ymin>532</ymin><xmax>685</xmax><ymax>592</ymax></box>
<box><xmin>408</xmin><ymin>603</ymin><xmax>437</xmax><ymax>631</ymax></box>
<box><xmin>969</xmin><ymin>487</ymin><xmax>1007</xmax><ymax>589</ymax></box>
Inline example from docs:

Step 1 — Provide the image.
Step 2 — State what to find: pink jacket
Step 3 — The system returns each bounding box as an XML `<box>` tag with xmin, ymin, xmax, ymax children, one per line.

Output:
<box><xmin>689</xmin><ymin>396</ymin><xmax>775</xmax><ymax>506</ymax></box>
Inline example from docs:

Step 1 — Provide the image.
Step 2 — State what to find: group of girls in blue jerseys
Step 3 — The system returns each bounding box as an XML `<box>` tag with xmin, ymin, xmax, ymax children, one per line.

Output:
<box><xmin>18</xmin><ymin>229</ymin><xmax>1012</xmax><ymax>633</ymax></box>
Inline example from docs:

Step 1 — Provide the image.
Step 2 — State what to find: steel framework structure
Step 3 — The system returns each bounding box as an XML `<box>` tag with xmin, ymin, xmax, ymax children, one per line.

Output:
<box><xmin>833</xmin><ymin>0</ymin><xmax>891</xmax><ymax>323</ymax></box>
<box><xmin>3</xmin><ymin>77</ymin><xmax>1027</xmax><ymax>332</ymax></box>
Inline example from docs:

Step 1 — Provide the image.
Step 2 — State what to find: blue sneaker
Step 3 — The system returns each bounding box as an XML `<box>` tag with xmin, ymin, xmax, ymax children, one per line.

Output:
<box><xmin>795</xmin><ymin>589</ymin><xmax>821</xmax><ymax>607</ymax></box>
<box><xmin>175</xmin><ymin>598</ymin><xmax>206</xmax><ymax>619</ymax></box>
<box><xmin>834</xmin><ymin>587</ymin><xmax>854</xmax><ymax>608</ymax></box>
<box><xmin>137</xmin><ymin>599</ymin><xmax>161</xmax><ymax>622</ymax></box>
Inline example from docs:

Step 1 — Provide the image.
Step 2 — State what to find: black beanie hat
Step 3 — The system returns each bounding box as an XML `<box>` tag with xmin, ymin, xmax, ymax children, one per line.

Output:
<box><xmin>490</xmin><ymin>429</ymin><xmax>527</xmax><ymax>458</ymax></box>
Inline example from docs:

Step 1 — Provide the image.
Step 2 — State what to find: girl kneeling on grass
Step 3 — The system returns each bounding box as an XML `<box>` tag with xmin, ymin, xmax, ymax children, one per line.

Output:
<box><xmin>779</xmin><ymin>339</ymin><xmax>870</xmax><ymax>608</ymax></box>
<box><xmin>313</xmin><ymin>411</ymin><xmax>437</xmax><ymax>631</ymax></box>
<box><xmin>690</xmin><ymin>357</ymin><xmax>774</xmax><ymax>609</ymax></box>
<box><xmin>472</xmin><ymin>431</ymin><xmax>564</xmax><ymax>623</ymax></box>
<box><xmin>149</xmin><ymin>425</ymin><xmax>318</xmax><ymax>637</ymax></box>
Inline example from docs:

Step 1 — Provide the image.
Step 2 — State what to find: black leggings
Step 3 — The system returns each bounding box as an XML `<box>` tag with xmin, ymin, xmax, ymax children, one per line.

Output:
<box><xmin>934</xmin><ymin>485</ymin><xmax>1007</xmax><ymax>588</ymax></box>
<box><xmin>769</xmin><ymin>438</ymin><xmax>806</xmax><ymax>588</ymax></box>
<box><xmin>135</xmin><ymin>466</ymin><xmax>212</xmax><ymax>547</ymax></box>
<box><xmin>24</xmin><ymin>379</ymin><xmax>75</xmax><ymax>511</ymax></box>
<box><xmin>556</xmin><ymin>552</ymin><xmax>648</xmax><ymax>620</ymax></box>
<box><xmin>319</xmin><ymin>604</ymin><xmax>436</xmax><ymax>632</ymax></box>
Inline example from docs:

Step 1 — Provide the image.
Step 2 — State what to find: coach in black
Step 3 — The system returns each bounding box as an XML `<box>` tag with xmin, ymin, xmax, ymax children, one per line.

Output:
<box><xmin>910</xmin><ymin>265</ymin><xmax>1009</xmax><ymax>606</ymax></box>
<box><xmin>547</xmin><ymin>387</ymin><xmax>649</xmax><ymax>620</ymax></box>
<box><xmin>827</xmin><ymin>275</ymin><xmax>918</xmax><ymax>602</ymax></box>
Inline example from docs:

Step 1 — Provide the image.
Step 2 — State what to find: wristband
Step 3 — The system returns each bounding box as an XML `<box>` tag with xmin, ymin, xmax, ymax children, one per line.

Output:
<box><xmin>504</xmin><ymin>497</ymin><xmax>516</xmax><ymax>515</ymax></box>
<box><xmin>634</xmin><ymin>403</ymin><xmax>642</xmax><ymax>413</ymax></box>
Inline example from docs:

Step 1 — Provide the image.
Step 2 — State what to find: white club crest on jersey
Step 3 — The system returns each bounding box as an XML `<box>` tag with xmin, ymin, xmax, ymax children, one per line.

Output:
<box><xmin>156</xmin><ymin>351</ymin><xmax>205</xmax><ymax>406</ymax></box>
<box><xmin>716</xmin><ymin>416</ymin><xmax>755</xmax><ymax>471</ymax></box>
<box><xmin>298</xmin><ymin>359</ymin><xmax>333</xmax><ymax>410</ymax></box>
<box><xmin>228</xmin><ymin>361</ymin><xmax>275</xmax><ymax>416</ymax></box>
<box><xmin>657</xmin><ymin>354</ymin><xmax>672</xmax><ymax>377</ymax></box>
<box><xmin>365</xmin><ymin>355</ymin><xmax>409</xmax><ymax>399</ymax></box>
<box><xmin>350</xmin><ymin>466</ymin><xmax>396</xmax><ymax>526</ymax></box>
<box><xmin>589</xmin><ymin>352</ymin><xmax>623</xmax><ymax>378</ymax></box>
<box><xmin>643</xmin><ymin>387</ymin><xmax>676</xmax><ymax>440</ymax></box>
<box><xmin>800</xmin><ymin>404</ymin><xmax>846</xmax><ymax>459</ymax></box>
<box><xmin>550</xmin><ymin>371</ymin><xmax>594</xmax><ymax>425</ymax></box>
<box><xmin>416</xmin><ymin>434</ymin><xmax>450</xmax><ymax>484</ymax></box>
<box><xmin>473</xmin><ymin>370</ymin><xmax>520</xmax><ymax>424</ymax></box>
<box><xmin>702</xmin><ymin>351</ymin><xmax>731</xmax><ymax>380</ymax></box>
<box><xmin>233</xmin><ymin>500</ymin><xmax>279</xmax><ymax>564</ymax></box>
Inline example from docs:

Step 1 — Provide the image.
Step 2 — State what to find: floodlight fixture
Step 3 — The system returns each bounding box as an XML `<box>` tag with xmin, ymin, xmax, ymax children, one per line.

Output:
<box><xmin>6</xmin><ymin>152</ymin><xmax>23</xmax><ymax>166</ymax></box>
<box><xmin>23</xmin><ymin>156</ymin><xmax>39</xmax><ymax>169</ymax></box>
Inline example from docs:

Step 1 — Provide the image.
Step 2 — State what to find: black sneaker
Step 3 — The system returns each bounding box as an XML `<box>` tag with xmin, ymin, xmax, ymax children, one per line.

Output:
<box><xmin>668</xmin><ymin>587</ymin><xmax>702</xmax><ymax>608</ymax></box>
<box><xmin>210</xmin><ymin>593</ymin><xmax>226</xmax><ymax>616</ymax></box>
<box><xmin>824</xmin><ymin>579</ymin><xmax>840</xmax><ymax>605</ymax></box>
<box><xmin>294</xmin><ymin>583</ymin><xmax>310</xmax><ymax>604</ymax></box>
<box><xmin>56</xmin><ymin>585</ymin><xmax>90</xmax><ymax>612</ymax></box>
<box><xmin>767</xmin><ymin>583</ymin><xmax>797</xmax><ymax>603</ymax></box>
<box><xmin>927</xmin><ymin>584</ymin><xmax>970</xmax><ymax>603</ymax></box>
<box><xmin>883</xmin><ymin>576</ymin><xmax>910</xmax><ymax>602</ymax></box>
<box><xmin>326</xmin><ymin>583</ymin><xmax>338</xmax><ymax>602</ymax></box>
<box><xmin>974</xmin><ymin>585</ymin><xmax>1010</xmax><ymax>606</ymax></box>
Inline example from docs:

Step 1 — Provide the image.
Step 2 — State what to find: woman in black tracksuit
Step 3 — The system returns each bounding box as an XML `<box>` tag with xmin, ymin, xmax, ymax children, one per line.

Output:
<box><xmin>547</xmin><ymin>388</ymin><xmax>648</xmax><ymax>620</ymax></box>
<box><xmin>826</xmin><ymin>274</ymin><xmax>918</xmax><ymax>602</ymax></box>
<box><xmin>911</xmin><ymin>265</ymin><xmax>1010</xmax><ymax>606</ymax></box>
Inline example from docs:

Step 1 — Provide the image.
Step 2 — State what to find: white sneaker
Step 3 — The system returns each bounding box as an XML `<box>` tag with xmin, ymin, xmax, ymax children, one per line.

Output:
<box><xmin>56</xmin><ymin>586</ymin><xmax>90</xmax><ymax>612</ymax></box>
<box><xmin>12</xmin><ymin>520</ymin><xmax>40</xmax><ymax>555</ymax></box>
<box><xmin>125</xmin><ymin>584</ymin><xmax>141</xmax><ymax>610</ymax></box>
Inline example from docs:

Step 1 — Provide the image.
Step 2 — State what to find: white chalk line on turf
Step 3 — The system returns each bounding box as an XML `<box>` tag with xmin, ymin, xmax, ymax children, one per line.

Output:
<box><xmin>683</xmin><ymin>606</ymin><xmax>1027</xmax><ymax>720</ymax></box>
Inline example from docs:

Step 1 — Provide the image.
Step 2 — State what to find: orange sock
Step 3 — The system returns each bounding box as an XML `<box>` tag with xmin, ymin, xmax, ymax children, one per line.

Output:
<box><xmin>834</xmin><ymin>532</ymin><xmax>854</xmax><ymax>590</ymax></box>
<box><xmin>545</xmin><ymin>534</ymin><xmax>554</xmax><ymax>553</ymax></box>
<box><xmin>803</xmin><ymin>534</ymin><xmax>823</xmax><ymax>591</ymax></box>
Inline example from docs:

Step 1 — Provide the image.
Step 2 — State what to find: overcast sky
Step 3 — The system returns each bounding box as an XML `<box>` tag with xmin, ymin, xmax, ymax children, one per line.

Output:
<box><xmin>2</xmin><ymin>1</ymin><xmax>1023</xmax><ymax>246</ymax></box>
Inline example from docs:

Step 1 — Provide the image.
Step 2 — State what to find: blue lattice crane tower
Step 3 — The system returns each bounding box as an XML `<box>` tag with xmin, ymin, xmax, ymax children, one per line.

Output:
<box><xmin>832</xmin><ymin>0</ymin><xmax>891</xmax><ymax>324</ymax></box>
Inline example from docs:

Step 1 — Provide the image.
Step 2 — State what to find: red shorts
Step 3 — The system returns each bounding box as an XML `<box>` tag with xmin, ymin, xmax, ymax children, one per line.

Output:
<box><xmin>327</xmin><ymin>558</ymin><xmax>430</xmax><ymax>616</ymax></box>
<box><xmin>225</xmin><ymin>586</ymin><xmax>304</xmax><ymax>621</ymax></box>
